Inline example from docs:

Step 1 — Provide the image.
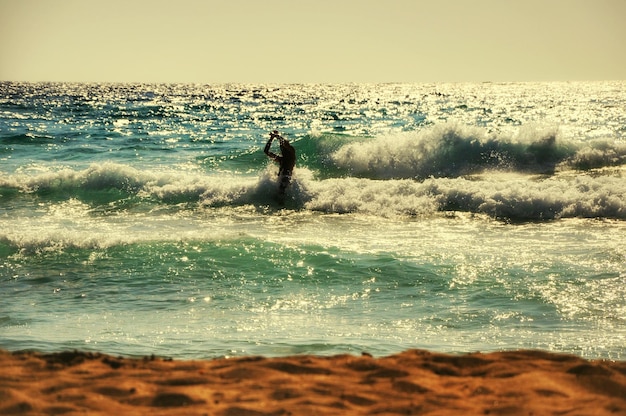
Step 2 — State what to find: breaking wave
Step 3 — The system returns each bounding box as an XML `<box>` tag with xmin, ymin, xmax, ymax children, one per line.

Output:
<box><xmin>1</xmin><ymin>159</ymin><xmax>624</xmax><ymax>221</ymax></box>
<box><xmin>328</xmin><ymin>123</ymin><xmax>626</xmax><ymax>179</ymax></box>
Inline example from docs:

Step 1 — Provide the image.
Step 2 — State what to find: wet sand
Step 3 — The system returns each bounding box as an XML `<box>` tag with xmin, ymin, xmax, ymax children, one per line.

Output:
<box><xmin>1</xmin><ymin>349</ymin><xmax>625</xmax><ymax>415</ymax></box>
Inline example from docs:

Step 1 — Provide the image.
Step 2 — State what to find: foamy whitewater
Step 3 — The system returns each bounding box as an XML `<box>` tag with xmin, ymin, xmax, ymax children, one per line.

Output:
<box><xmin>1</xmin><ymin>82</ymin><xmax>624</xmax><ymax>360</ymax></box>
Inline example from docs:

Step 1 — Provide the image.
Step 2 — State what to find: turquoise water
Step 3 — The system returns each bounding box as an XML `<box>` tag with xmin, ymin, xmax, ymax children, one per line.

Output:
<box><xmin>1</xmin><ymin>82</ymin><xmax>624</xmax><ymax>359</ymax></box>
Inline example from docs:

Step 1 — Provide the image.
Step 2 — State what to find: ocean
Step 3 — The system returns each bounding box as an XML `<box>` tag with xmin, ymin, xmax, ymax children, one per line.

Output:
<box><xmin>1</xmin><ymin>81</ymin><xmax>624</xmax><ymax>360</ymax></box>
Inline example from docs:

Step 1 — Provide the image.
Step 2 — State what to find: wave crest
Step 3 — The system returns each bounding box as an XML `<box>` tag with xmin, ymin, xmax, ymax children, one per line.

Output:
<box><xmin>330</xmin><ymin>123</ymin><xmax>625</xmax><ymax>179</ymax></box>
<box><xmin>1</xmin><ymin>157</ymin><xmax>624</xmax><ymax>221</ymax></box>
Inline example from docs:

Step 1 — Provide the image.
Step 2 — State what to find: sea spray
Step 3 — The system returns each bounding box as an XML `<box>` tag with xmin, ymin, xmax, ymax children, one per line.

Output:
<box><xmin>2</xmin><ymin>161</ymin><xmax>624</xmax><ymax>220</ymax></box>
<box><xmin>329</xmin><ymin>123</ymin><xmax>610</xmax><ymax>179</ymax></box>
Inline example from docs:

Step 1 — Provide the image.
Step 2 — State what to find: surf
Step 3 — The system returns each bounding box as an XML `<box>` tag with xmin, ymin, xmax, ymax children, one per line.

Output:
<box><xmin>2</xmin><ymin>160</ymin><xmax>625</xmax><ymax>225</ymax></box>
<box><xmin>328</xmin><ymin>123</ymin><xmax>626</xmax><ymax>179</ymax></box>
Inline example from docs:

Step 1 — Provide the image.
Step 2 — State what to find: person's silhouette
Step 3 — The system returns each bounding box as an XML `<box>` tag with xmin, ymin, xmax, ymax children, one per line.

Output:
<box><xmin>264</xmin><ymin>130</ymin><xmax>296</xmax><ymax>196</ymax></box>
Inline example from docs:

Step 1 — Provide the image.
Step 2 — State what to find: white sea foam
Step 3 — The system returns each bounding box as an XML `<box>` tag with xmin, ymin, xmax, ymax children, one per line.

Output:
<box><xmin>303</xmin><ymin>171</ymin><xmax>625</xmax><ymax>220</ymax></box>
<box><xmin>1</xmin><ymin>161</ymin><xmax>624</xmax><ymax>221</ymax></box>
<box><xmin>330</xmin><ymin>123</ymin><xmax>625</xmax><ymax>179</ymax></box>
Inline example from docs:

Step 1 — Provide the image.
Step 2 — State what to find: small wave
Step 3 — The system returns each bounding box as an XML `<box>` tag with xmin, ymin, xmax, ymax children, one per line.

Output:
<box><xmin>428</xmin><ymin>173</ymin><xmax>626</xmax><ymax>220</ymax></box>
<box><xmin>0</xmin><ymin>162</ymin><xmax>307</xmax><ymax>209</ymax></box>
<box><xmin>1</xmin><ymin>160</ymin><xmax>624</xmax><ymax>221</ymax></box>
<box><xmin>0</xmin><ymin>163</ymin><xmax>150</xmax><ymax>198</ymax></box>
<box><xmin>0</xmin><ymin>232</ymin><xmax>128</xmax><ymax>256</ymax></box>
<box><xmin>303</xmin><ymin>172</ymin><xmax>626</xmax><ymax>220</ymax></box>
<box><xmin>0</xmin><ymin>133</ymin><xmax>58</xmax><ymax>145</ymax></box>
<box><xmin>330</xmin><ymin>123</ymin><xmax>625</xmax><ymax>179</ymax></box>
<box><xmin>564</xmin><ymin>140</ymin><xmax>626</xmax><ymax>170</ymax></box>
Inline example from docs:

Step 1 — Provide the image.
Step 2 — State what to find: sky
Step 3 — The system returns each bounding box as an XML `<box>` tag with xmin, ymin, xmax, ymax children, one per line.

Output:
<box><xmin>1</xmin><ymin>0</ymin><xmax>625</xmax><ymax>83</ymax></box>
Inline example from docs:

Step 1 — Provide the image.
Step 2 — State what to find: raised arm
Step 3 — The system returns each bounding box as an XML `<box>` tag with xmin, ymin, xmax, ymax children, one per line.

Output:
<box><xmin>264</xmin><ymin>132</ymin><xmax>280</xmax><ymax>161</ymax></box>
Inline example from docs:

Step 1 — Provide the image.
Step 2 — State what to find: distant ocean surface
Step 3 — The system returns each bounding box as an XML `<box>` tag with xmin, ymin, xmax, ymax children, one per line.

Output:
<box><xmin>1</xmin><ymin>81</ymin><xmax>624</xmax><ymax>360</ymax></box>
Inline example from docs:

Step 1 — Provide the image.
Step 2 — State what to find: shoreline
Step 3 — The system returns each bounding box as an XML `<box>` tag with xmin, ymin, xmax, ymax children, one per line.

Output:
<box><xmin>1</xmin><ymin>348</ymin><xmax>624</xmax><ymax>415</ymax></box>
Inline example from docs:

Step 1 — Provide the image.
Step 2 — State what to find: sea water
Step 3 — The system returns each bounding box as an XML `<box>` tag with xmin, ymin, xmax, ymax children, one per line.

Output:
<box><xmin>0</xmin><ymin>82</ymin><xmax>624</xmax><ymax>360</ymax></box>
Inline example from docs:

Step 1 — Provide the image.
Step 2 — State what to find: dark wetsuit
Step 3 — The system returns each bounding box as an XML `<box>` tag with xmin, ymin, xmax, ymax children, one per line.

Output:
<box><xmin>264</xmin><ymin>136</ymin><xmax>296</xmax><ymax>194</ymax></box>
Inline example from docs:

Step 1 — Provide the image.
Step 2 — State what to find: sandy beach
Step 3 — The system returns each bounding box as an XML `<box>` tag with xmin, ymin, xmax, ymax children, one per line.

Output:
<box><xmin>1</xmin><ymin>349</ymin><xmax>624</xmax><ymax>415</ymax></box>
